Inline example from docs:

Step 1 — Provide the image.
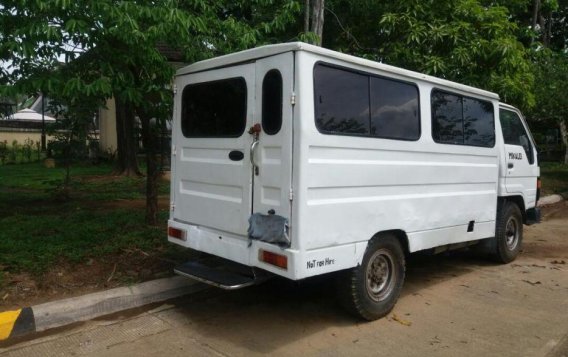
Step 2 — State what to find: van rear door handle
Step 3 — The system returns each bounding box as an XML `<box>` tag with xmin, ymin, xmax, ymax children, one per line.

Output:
<box><xmin>250</xmin><ymin>141</ymin><xmax>259</xmax><ymax>175</ymax></box>
<box><xmin>250</xmin><ymin>141</ymin><xmax>259</xmax><ymax>166</ymax></box>
<box><xmin>228</xmin><ymin>150</ymin><xmax>244</xmax><ymax>161</ymax></box>
<box><xmin>508</xmin><ymin>162</ymin><xmax>514</xmax><ymax>169</ymax></box>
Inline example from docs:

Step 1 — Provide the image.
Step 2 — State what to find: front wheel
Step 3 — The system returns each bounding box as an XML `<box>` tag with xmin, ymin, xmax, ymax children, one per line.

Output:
<box><xmin>491</xmin><ymin>201</ymin><xmax>523</xmax><ymax>263</ymax></box>
<box><xmin>337</xmin><ymin>234</ymin><xmax>405</xmax><ymax>321</ymax></box>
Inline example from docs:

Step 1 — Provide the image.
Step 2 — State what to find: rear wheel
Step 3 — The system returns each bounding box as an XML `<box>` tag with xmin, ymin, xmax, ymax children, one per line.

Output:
<box><xmin>337</xmin><ymin>234</ymin><xmax>405</xmax><ymax>321</ymax></box>
<box><xmin>491</xmin><ymin>201</ymin><xmax>523</xmax><ymax>263</ymax></box>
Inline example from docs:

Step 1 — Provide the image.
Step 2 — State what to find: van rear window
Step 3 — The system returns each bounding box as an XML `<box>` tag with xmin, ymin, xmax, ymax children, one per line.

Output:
<box><xmin>181</xmin><ymin>78</ymin><xmax>247</xmax><ymax>137</ymax></box>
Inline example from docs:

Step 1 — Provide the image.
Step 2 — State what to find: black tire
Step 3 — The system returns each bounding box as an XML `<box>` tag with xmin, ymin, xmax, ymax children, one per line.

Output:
<box><xmin>336</xmin><ymin>234</ymin><xmax>405</xmax><ymax>321</ymax></box>
<box><xmin>491</xmin><ymin>201</ymin><xmax>523</xmax><ymax>263</ymax></box>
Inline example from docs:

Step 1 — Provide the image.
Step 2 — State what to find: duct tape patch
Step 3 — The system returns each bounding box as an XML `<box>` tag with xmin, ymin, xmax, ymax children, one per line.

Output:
<box><xmin>0</xmin><ymin>308</ymin><xmax>35</xmax><ymax>341</ymax></box>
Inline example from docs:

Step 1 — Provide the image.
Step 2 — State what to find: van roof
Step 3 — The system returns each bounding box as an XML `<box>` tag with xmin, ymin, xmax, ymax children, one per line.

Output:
<box><xmin>176</xmin><ymin>42</ymin><xmax>499</xmax><ymax>100</ymax></box>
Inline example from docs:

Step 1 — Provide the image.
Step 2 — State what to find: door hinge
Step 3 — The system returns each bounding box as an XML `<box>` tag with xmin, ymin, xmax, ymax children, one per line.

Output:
<box><xmin>290</xmin><ymin>93</ymin><xmax>296</xmax><ymax>106</ymax></box>
<box><xmin>172</xmin><ymin>145</ymin><xmax>177</xmax><ymax>156</ymax></box>
<box><xmin>173</xmin><ymin>84</ymin><xmax>178</xmax><ymax>94</ymax></box>
<box><xmin>170</xmin><ymin>203</ymin><xmax>175</xmax><ymax>211</ymax></box>
<box><xmin>289</xmin><ymin>188</ymin><xmax>294</xmax><ymax>201</ymax></box>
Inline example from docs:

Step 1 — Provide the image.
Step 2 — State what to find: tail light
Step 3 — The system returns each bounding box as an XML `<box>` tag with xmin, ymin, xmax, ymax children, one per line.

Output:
<box><xmin>168</xmin><ymin>226</ymin><xmax>186</xmax><ymax>241</ymax></box>
<box><xmin>259</xmin><ymin>249</ymin><xmax>288</xmax><ymax>270</ymax></box>
<box><xmin>536</xmin><ymin>177</ymin><xmax>541</xmax><ymax>202</ymax></box>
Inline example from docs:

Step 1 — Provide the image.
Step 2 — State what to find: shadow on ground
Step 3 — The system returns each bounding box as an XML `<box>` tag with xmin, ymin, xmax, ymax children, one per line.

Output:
<box><xmin>169</xmin><ymin>250</ymin><xmax>492</xmax><ymax>354</ymax></box>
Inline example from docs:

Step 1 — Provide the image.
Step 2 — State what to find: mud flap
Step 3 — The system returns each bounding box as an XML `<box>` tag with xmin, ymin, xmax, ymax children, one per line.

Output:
<box><xmin>526</xmin><ymin>207</ymin><xmax>541</xmax><ymax>225</ymax></box>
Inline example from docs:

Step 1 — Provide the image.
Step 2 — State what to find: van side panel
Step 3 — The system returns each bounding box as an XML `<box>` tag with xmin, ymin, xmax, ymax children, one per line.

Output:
<box><xmin>295</xmin><ymin>52</ymin><xmax>499</xmax><ymax>259</ymax></box>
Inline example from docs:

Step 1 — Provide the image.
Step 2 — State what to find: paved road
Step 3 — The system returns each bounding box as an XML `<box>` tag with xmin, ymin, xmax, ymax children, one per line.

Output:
<box><xmin>1</xmin><ymin>203</ymin><xmax>567</xmax><ymax>357</ymax></box>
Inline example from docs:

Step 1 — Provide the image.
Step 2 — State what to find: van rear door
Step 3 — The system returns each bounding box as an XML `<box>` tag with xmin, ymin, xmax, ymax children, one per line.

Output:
<box><xmin>172</xmin><ymin>53</ymin><xmax>295</xmax><ymax>240</ymax></box>
<box><xmin>252</xmin><ymin>52</ymin><xmax>294</xmax><ymax>224</ymax></box>
<box><xmin>172</xmin><ymin>64</ymin><xmax>255</xmax><ymax>237</ymax></box>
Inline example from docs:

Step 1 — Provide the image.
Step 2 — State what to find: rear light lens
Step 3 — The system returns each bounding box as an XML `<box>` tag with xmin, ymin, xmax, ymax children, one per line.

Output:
<box><xmin>168</xmin><ymin>226</ymin><xmax>186</xmax><ymax>241</ymax></box>
<box><xmin>259</xmin><ymin>249</ymin><xmax>288</xmax><ymax>270</ymax></box>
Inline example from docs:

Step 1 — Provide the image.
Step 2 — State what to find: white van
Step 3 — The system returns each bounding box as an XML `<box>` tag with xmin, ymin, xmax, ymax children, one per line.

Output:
<box><xmin>167</xmin><ymin>42</ymin><xmax>540</xmax><ymax>320</ymax></box>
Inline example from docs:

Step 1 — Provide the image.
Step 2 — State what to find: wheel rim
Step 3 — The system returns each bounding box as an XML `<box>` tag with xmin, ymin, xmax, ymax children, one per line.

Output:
<box><xmin>365</xmin><ymin>248</ymin><xmax>397</xmax><ymax>302</ymax></box>
<box><xmin>505</xmin><ymin>216</ymin><xmax>520</xmax><ymax>250</ymax></box>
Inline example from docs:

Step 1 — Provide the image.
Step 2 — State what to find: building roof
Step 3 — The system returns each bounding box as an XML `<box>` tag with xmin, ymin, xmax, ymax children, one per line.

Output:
<box><xmin>176</xmin><ymin>42</ymin><xmax>499</xmax><ymax>100</ymax></box>
<box><xmin>12</xmin><ymin>108</ymin><xmax>56</xmax><ymax>122</ymax></box>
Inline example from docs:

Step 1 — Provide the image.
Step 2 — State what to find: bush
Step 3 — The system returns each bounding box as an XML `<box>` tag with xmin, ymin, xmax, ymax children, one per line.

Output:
<box><xmin>0</xmin><ymin>140</ymin><xmax>7</xmax><ymax>164</ymax></box>
<box><xmin>0</xmin><ymin>139</ymin><xmax>45</xmax><ymax>165</ymax></box>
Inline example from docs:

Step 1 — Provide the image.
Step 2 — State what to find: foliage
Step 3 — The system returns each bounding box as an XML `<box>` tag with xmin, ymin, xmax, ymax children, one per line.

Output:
<box><xmin>324</xmin><ymin>0</ymin><xmax>535</xmax><ymax>110</ymax></box>
<box><xmin>547</xmin><ymin>0</ymin><xmax>568</xmax><ymax>51</ymax></box>
<box><xmin>540</xmin><ymin>162</ymin><xmax>568</xmax><ymax>195</ymax></box>
<box><xmin>529</xmin><ymin>51</ymin><xmax>568</xmax><ymax>123</ymax></box>
<box><xmin>44</xmin><ymin>92</ymin><xmax>102</xmax><ymax>195</ymax></box>
<box><xmin>0</xmin><ymin>0</ymin><xmax>302</xmax><ymax>102</ymax></box>
<box><xmin>0</xmin><ymin>0</ymin><xmax>301</xmax><ymax>224</ymax></box>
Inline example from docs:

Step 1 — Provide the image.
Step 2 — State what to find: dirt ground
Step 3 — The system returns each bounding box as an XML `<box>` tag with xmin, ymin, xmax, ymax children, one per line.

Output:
<box><xmin>1</xmin><ymin>201</ymin><xmax>567</xmax><ymax>356</ymax></box>
<box><xmin>0</xmin><ymin>250</ymin><xmax>176</xmax><ymax>310</ymax></box>
<box><xmin>0</xmin><ymin>197</ymin><xmax>178</xmax><ymax>311</ymax></box>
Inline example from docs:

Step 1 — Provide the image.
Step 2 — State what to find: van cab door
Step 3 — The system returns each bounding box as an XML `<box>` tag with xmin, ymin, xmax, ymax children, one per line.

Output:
<box><xmin>252</xmin><ymin>52</ymin><xmax>294</xmax><ymax>223</ymax></box>
<box><xmin>499</xmin><ymin>107</ymin><xmax>539</xmax><ymax>208</ymax></box>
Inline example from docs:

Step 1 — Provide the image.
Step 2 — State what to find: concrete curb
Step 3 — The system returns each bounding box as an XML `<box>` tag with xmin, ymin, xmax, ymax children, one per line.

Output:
<box><xmin>0</xmin><ymin>276</ymin><xmax>205</xmax><ymax>341</ymax></box>
<box><xmin>537</xmin><ymin>194</ymin><xmax>565</xmax><ymax>207</ymax></box>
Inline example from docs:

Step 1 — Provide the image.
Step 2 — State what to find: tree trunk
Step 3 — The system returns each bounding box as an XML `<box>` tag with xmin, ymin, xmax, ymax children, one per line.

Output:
<box><xmin>559</xmin><ymin>119</ymin><xmax>568</xmax><ymax>165</ymax></box>
<box><xmin>139</xmin><ymin>113</ymin><xmax>159</xmax><ymax>225</ymax></box>
<box><xmin>532</xmin><ymin>0</ymin><xmax>540</xmax><ymax>31</ymax></box>
<box><xmin>304</xmin><ymin>0</ymin><xmax>310</xmax><ymax>34</ymax></box>
<box><xmin>311</xmin><ymin>0</ymin><xmax>324</xmax><ymax>46</ymax></box>
<box><xmin>115</xmin><ymin>98</ymin><xmax>141</xmax><ymax>176</ymax></box>
<box><xmin>543</xmin><ymin>13</ymin><xmax>552</xmax><ymax>47</ymax></box>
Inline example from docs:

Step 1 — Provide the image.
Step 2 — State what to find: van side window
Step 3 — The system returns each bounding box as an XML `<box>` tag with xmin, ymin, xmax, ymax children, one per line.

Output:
<box><xmin>314</xmin><ymin>64</ymin><xmax>370</xmax><ymax>135</ymax></box>
<box><xmin>262</xmin><ymin>69</ymin><xmax>283</xmax><ymax>135</ymax></box>
<box><xmin>370</xmin><ymin>77</ymin><xmax>420</xmax><ymax>140</ymax></box>
<box><xmin>181</xmin><ymin>77</ymin><xmax>247</xmax><ymax>137</ymax></box>
<box><xmin>499</xmin><ymin>109</ymin><xmax>534</xmax><ymax>164</ymax></box>
<box><xmin>431</xmin><ymin>89</ymin><xmax>495</xmax><ymax>147</ymax></box>
<box><xmin>464</xmin><ymin>98</ymin><xmax>495</xmax><ymax>147</ymax></box>
<box><xmin>314</xmin><ymin>63</ymin><xmax>420</xmax><ymax>140</ymax></box>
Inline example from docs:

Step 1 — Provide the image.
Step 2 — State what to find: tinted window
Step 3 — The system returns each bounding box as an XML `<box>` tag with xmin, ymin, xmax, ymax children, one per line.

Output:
<box><xmin>500</xmin><ymin>109</ymin><xmax>534</xmax><ymax>164</ymax></box>
<box><xmin>432</xmin><ymin>91</ymin><xmax>463</xmax><ymax>144</ymax></box>
<box><xmin>464</xmin><ymin>98</ymin><xmax>495</xmax><ymax>147</ymax></box>
<box><xmin>262</xmin><ymin>70</ymin><xmax>283</xmax><ymax>135</ymax></box>
<box><xmin>431</xmin><ymin>89</ymin><xmax>495</xmax><ymax>147</ymax></box>
<box><xmin>314</xmin><ymin>64</ymin><xmax>370</xmax><ymax>135</ymax></box>
<box><xmin>181</xmin><ymin>78</ymin><xmax>247</xmax><ymax>137</ymax></box>
<box><xmin>314</xmin><ymin>63</ymin><xmax>420</xmax><ymax>140</ymax></box>
<box><xmin>370</xmin><ymin>77</ymin><xmax>419</xmax><ymax>140</ymax></box>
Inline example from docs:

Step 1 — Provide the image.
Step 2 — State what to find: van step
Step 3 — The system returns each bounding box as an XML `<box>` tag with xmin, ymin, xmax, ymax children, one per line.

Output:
<box><xmin>174</xmin><ymin>261</ymin><xmax>268</xmax><ymax>290</ymax></box>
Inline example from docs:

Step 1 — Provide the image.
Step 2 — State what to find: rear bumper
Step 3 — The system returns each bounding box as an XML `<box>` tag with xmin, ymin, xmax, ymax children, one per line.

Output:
<box><xmin>167</xmin><ymin>219</ymin><xmax>363</xmax><ymax>280</ymax></box>
<box><xmin>526</xmin><ymin>207</ymin><xmax>541</xmax><ymax>225</ymax></box>
<box><xmin>167</xmin><ymin>219</ymin><xmax>301</xmax><ymax>280</ymax></box>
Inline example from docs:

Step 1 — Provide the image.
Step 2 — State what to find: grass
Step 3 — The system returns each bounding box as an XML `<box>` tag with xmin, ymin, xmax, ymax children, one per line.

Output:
<box><xmin>540</xmin><ymin>162</ymin><xmax>568</xmax><ymax>196</ymax></box>
<box><xmin>0</xmin><ymin>161</ymin><xmax>175</xmax><ymax>276</ymax></box>
<box><xmin>0</xmin><ymin>162</ymin><xmax>112</xmax><ymax>190</ymax></box>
